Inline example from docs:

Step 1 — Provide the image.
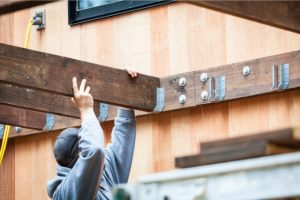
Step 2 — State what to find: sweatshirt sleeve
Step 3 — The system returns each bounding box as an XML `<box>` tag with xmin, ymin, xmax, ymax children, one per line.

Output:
<box><xmin>52</xmin><ymin>114</ymin><xmax>105</xmax><ymax>200</ymax></box>
<box><xmin>105</xmin><ymin>108</ymin><xmax>136</xmax><ymax>184</ymax></box>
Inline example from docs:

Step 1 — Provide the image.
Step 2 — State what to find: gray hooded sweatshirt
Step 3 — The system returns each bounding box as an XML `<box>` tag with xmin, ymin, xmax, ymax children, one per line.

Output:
<box><xmin>47</xmin><ymin>109</ymin><xmax>136</xmax><ymax>200</ymax></box>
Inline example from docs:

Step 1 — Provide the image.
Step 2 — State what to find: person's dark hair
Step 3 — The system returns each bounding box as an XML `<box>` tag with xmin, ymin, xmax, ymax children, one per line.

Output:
<box><xmin>53</xmin><ymin>128</ymin><xmax>80</xmax><ymax>168</ymax></box>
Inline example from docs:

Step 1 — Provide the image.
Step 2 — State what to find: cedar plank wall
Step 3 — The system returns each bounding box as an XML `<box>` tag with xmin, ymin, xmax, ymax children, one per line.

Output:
<box><xmin>0</xmin><ymin>1</ymin><xmax>300</xmax><ymax>200</ymax></box>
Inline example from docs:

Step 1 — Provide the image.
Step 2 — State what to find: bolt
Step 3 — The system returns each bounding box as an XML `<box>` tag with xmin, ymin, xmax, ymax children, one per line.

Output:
<box><xmin>179</xmin><ymin>94</ymin><xmax>187</xmax><ymax>104</ymax></box>
<box><xmin>200</xmin><ymin>73</ymin><xmax>208</xmax><ymax>82</ymax></box>
<box><xmin>15</xmin><ymin>126</ymin><xmax>22</xmax><ymax>132</ymax></box>
<box><xmin>178</xmin><ymin>77</ymin><xmax>186</xmax><ymax>87</ymax></box>
<box><xmin>201</xmin><ymin>91</ymin><xmax>208</xmax><ymax>100</ymax></box>
<box><xmin>242</xmin><ymin>66</ymin><xmax>251</xmax><ymax>76</ymax></box>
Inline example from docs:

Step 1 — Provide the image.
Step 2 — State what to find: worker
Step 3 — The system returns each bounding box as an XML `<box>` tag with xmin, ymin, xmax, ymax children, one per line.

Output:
<box><xmin>47</xmin><ymin>69</ymin><xmax>137</xmax><ymax>200</ymax></box>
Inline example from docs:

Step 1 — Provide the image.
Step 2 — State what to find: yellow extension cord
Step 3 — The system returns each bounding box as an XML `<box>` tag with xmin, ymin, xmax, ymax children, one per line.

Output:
<box><xmin>24</xmin><ymin>19</ymin><xmax>33</xmax><ymax>48</ymax></box>
<box><xmin>0</xmin><ymin>19</ymin><xmax>33</xmax><ymax>166</ymax></box>
<box><xmin>0</xmin><ymin>126</ymin><xmax>10</xmax><ymax>165</ymax></box>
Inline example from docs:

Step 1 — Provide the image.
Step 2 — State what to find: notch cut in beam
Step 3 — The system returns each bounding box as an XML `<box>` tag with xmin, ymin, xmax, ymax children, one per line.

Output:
<box><xmin>0</xmin><ymin>43</ymin><xmax>160</xmax><ymax>111</ymax></box>
<box><xmin>185</xmin><ymin>1</ymin><xmax>300</xmax><ymax>34</ymax></box>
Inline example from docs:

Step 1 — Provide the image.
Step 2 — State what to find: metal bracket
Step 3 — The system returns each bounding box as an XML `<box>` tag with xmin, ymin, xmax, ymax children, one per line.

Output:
<box><xmin>98</xmin><ymin>103</ymin><xmax>109</xmax><ymax>122</ymax></box>
<box><xmin>215</xmin><ymin>76</ymin><xmax>226</xmax><ymax>101</ymax></box>
<box><xmin>207</xmin><ymin>76</ymin><xmax>226</xmax><ymax>102</ymax></box>
<box><xmin>154</xmin><ymin>87</ymin><xmax>165</xmax><ymax>112</ymax></box>
<box><xmin>271</xmin><ymin>64</ymin><xmax>289</xmax><ymax>90</ymax></box>
<box><xmin>208</xmin><ymin>77</ymin><xmax>215</xmax><ymax>101</ymax></box>
<box><xmin>0</xmin><ymin>124</ymin><xmax>4</xmax><ymax>138</ymax></box>
<box><xmin>33</xmin><ymin>9</ymin><xmax>46</xmax><ymax>30</ymax></box>
<box><xmin>43</xmin><ymin>113</ymin><xmax>55</xmax><ymax>131</ymax></box>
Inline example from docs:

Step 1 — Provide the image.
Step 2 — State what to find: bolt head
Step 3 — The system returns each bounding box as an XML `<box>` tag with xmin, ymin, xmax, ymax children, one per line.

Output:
<box><xmin>178</xmin><ymin>77</ymin><xmax>187</xmax><ymax>87</ymax></box>
<box><xmin>15</xmin><ymin>126</ymin><xmax>22</xmax><ymax>132</ymax></box>
<box><xmin>242</xmin><ymin>66</ymin><xmax>251</xmax><ymax>76</ymax></box>
<box><xmin>201</xmin><ymin>91</ymin><xmax>208</xmax><ymax>100</ymax></box>
<box><xmin>179</xmin><ymin>94</ymin><xmax>187</xmax><ymax>104</ymax></box>
<box><xmin>200</xmin><ymin>73</ymin><xmax>208</xmax><ymax>82</ymax></box>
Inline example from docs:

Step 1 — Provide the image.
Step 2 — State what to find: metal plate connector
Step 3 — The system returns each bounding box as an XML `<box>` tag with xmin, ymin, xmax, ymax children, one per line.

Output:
<box><xmin>154</xmin><ymin>87</ymin><xmax>165</xmax><ymax>112</ymax></box>
<box><xmin>43</xmin><ymin>113</ymin><xmax>55</xmax><ymax>131</ymax></box>
<box><xmin>271</xmin><ymin>64</ymin><xmax>289</xmax><ymax>90</ymax></box>
<box><xmin>0</xmin><ymin>124</ymin><xmax>4</xmax><ymax>138</ymax></box>
<box><xmin>98</xmin><ymin>103</ymin><xmax>109</xmax><ymax>122</ymax></box>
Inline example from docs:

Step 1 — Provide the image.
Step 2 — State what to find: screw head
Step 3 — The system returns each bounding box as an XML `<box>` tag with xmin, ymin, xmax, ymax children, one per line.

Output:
<box><xmin>200</xmin><ymin>73</ymin><xmax>208</xmax><ymax>82</ymax></box>
<box><xmin>15</xmin><ymin>126</ymin><xmax>22</xmax><ymax>132</ymax></box>
<box><xmin>242</xmin><ymin>66</ymin><xmax>251</xmax><ymax>76</ymax></box>
<box><xmin>201</xmin><ymin>91</ymin><xmax>208</xmax><ymax>100</ymax></box>
<box><xmin>179</xmin><ymin>94</ymin><xmax>187</xmax><ymax>104</ymax></box>
<box><xmin>178</xmin><ymin>77</ymin><xmax>187</xmax><ymax>87</ymax></box>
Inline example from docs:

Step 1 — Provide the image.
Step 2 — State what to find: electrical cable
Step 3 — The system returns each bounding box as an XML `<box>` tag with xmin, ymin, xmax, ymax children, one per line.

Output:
<box><xmin>0</xmin><ymin>125</ymin><xmax>10</xmax><ymax>165</ymax></box>
<box><xmin>24</xmin><ymin>18</ymin><xmax>33</xmax><ymax>48</ymax></box>
<box><xmin>0</xmin><ymin>17</ymin><xmax>34</xmax><ymax>166</ymax></box>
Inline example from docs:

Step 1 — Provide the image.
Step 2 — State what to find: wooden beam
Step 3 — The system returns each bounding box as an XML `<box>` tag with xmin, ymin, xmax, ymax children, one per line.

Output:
<box><xmin>7</xmin><ymin>114</ymin><xmax>81</xmax><ymax>139</ymax></box>
<box><xmin>0</xmin><ymin>1</ymin><xmax>57</xmax><ymax>15</ymax></box>
<box><xmin>0</xmin><ymin>83</ymin><xmax>101</xmax><ymax>118</ymax></box>
<box><xmin>0</xmin><ymin>104</ymin><xmax>45</xmax><ymax>130</ymax></box>
<box><xmin>175</xmin><ymin>141</ymin><xmax>299</xmax><ymax>168</ymax></box>
<box><xmin>176</xmin><ymin>128</ymin><xmax>300</xmax><ymax>168</ymax></box>
<box><xmin>158</xmin><ymin>50</ymin><xmax>300</xmax><ymax>111</ymax></box>
<box><xmin>160</xmin><ymin>72</ymin><xmax>196</xmax><ymax>111</ymax></box>
<box><xmin>204</xmin><ymin>51</ymin><xmax>300</xmax><ymax>105</ymax></box>
<box><xmin>1</xmin><ymin>45</ymin><xmax>300</xmax><ymax>138</ymax></box>
<box><xmin>200</xmin><ymin>128</ymin><xmax>300</xmax><ymax>150</ymax></box>
<box><xmin>185</xmin><ymin>1</ymin><xmax>300</xmax><ymax>33</ymax></box>
<box><xmin>0</xmin><ymin>43</ymin><xmax>160</xmax><ymax>111</ymax></box>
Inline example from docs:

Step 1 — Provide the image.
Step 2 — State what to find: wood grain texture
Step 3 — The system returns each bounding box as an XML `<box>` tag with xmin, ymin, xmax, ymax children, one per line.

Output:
<box><xmin>176</xmin><ymin>140</ymin><xmax>299</xmax><ymax>168</ymax></box>
<box><xmin>200</xmin><ymin>128</ymin><xmax>300</xmax><ymax>150</ymax></box>
<box><xmin>1</xmin><ymin>1</ymin><xmax>300</xmax><ymax>200</ymax></box>
<box><xmin>195</xmin><ymin>50</ymin><xmax>300</xmax><ymax>105</ymax></box>
<box><xmin>0</xmin><ymin>104</ymin><xmax>45</xmax><ymax>129</ymax></box>
<box><xmin>0</xmin><ymin>43</ymin><xmax>160</xmax><ymax>111</ymax></box>
<box><xmin>186</xmin><ymin>1</ymin><xmax>300</xmax><ymax>34</ymax></box>
<box><xmin>0</xmin><ymin>83</ymin><xmax>102</xmax><ymax>118</ymax></box>
<box><xmin>0</xmin><ymin>140</ymin><xmax>15</xmax><ymax>200</ymax></box>
<box><xmin>1</xmin><ymin>47</ymin><xmax>300</xmax><ymax>133</ymax></box>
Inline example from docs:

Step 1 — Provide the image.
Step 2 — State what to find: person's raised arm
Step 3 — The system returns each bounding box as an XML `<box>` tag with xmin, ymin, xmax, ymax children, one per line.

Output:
<box><xmin>52</xmin><ymin>78</ymin><xmax>105</xmax><ymax>200</ymax></box>
<box><xmin>71</xmin><ymin>77</ymin><xmax>105</xmax><ymax>150</ymax></box>
<box><xmin>105</xmin><ymin>69</ymin><xmax>137</xmax><ymax>184</ymax></box>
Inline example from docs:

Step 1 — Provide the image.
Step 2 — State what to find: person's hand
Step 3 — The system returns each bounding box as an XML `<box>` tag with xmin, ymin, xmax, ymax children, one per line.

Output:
<box><xmin>126</xmin><ymin>68</ymin><xmax>138</xmax><ymax>78</ymax></box>
<box><xmin>71</xmin><ymin>77</ymin><xmax>94</xmax><ymax>117</ymax></box>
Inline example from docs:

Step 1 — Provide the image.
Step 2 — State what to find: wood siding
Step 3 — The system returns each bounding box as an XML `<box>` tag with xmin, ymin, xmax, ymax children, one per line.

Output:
<box><xmin>0</xmin><ymin>1</ymin><xmax>300</xmax><ymax>199</ymax></box>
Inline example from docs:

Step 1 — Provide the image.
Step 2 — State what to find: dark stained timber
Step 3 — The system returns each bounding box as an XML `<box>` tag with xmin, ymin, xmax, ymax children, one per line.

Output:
<box><xmin>0</xmin><ymin>43</ymin><xmax>160</xmax><ymax>111</ymax></box>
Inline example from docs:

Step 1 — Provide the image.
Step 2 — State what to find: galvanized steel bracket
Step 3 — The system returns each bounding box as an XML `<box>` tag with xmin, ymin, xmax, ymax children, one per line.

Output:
<box><xmin>215</xmin><ymin>76</ymin><xmax>226</xmax><ymax>101</ymax></box>
<box><xmin>271</xmin><ymin>64</ymin><xmax>289</xmax><ymax>90</ymax></box>
<box><xmin>154</xmin><ymin>87</ymin><xmax>165</xmax><ymax>112</ymax></box>
<box><xmin>43</xmin><ymin>113</ymin><xmax>55</xmax><ymax>131</ymax></box>
<box><xmin>0</xmin><ymin>124</ymin><xmax>4</xmax><ymax>138</ymax></box>
<box><xmin>98</xmin><ymin>103</ymin><xmax>109</xmax><ymax>122</ymax></box>
<box><xmin>208</xmin><ymin>76</ymin><xmax>226</xmax><ymax>102</ymax></box>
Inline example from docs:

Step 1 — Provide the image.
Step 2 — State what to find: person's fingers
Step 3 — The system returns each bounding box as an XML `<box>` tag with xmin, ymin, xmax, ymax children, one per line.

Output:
<box><xmin>125</xmin><ymin>68</ymin><xmax>138</xmax><ymax>77</ymax></box>
<box><xmin>85</xmin><ymin>86</ymin><xmax>91</xmax><ymax>94</ymax></box>
<box><xmin>79</xmin><ymin>79</ymin><xmax>86</xmax><ymax>92</ymax></box>
<box><xmin>71</xmin><ymin>97</ymin><xmax>75</xmax><ymax>105</ymax></box>
<box><xmin>72</xmin><ymin>77</ymin><xmax>79</xmax><ymax>93</ymax></box>
<box><xmin>126</xmin><ymin>68</ymin><xmax>133</xmax><ymax>76</ymax></box>
<box><xmin>128</xmin><ymin>69</ymin><xmax>132</xmax><ymax>75</ymax></box>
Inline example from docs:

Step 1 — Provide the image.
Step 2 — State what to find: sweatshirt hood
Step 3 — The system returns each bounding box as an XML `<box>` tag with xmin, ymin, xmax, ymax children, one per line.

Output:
<box><xmin>47</xmin><ymin>165</ymin><xmax>71</xmax><ymax>198</ymax></box>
